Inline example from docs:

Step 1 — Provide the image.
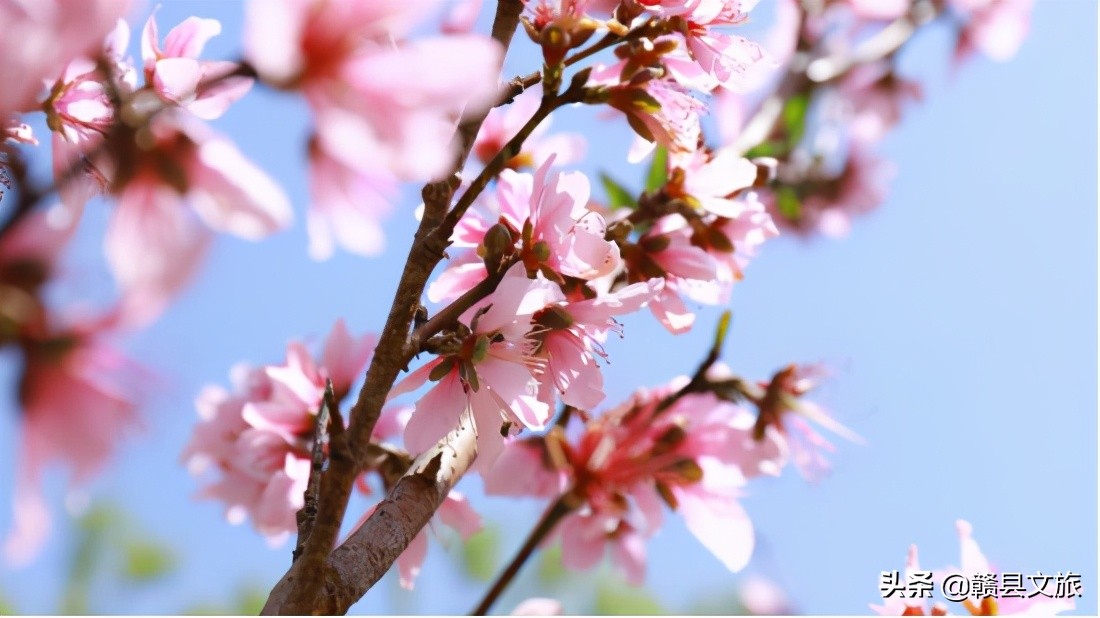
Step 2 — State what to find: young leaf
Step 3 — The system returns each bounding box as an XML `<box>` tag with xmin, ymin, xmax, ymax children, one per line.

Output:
<box><xmin>782</xmin><ymin>93</ymin><xmax>809</xmax><ymax>146</ymax></box>
<box><xmin>775</xmin><ymin>185</ymin><xmax>802</xmax><ymax>220</ymax></box>
<box><xmin>645</xmin><ymin>145</ymin><xmax>669</xmax><ymax>192</ymax></box>
<box><xmin>600</xmin><ymin>173</ymin><xmax>636</xmax><ymax>210</ymax></box>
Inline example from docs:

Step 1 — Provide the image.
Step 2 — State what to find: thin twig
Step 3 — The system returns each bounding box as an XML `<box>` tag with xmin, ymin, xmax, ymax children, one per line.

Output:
<box><xmin>470</xmin><ymin>494</ymin><xmax>574</xmax><ymax>616</ymax></box>
<box><xmin>292</xmin><ymin>380</ymin><xmax>336</xmax><ymax>563</ymax></box>
<box><xmin>654</xmin><ymin>310</ymin><xmax>732</xmax><ymax>415</ymax></box>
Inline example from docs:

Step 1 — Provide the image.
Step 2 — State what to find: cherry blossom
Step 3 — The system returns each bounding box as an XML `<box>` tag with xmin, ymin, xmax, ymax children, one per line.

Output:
<box><xmin>5</xmin><ymin>315</ymin><xmax>144</xmax><ymax>564</ymax></box>
<box><xmin>949</xmin><ymin>0</ymin><xmax>1034</xmax><ymax>63</ymax></box>
<box><xmin>486</xmin><ymin>377</ymin><xmax>787</xmax><ymax>583</ymax></box>
<box><xmin>183</xmin><ymin>320</ymin><xmax>376</xmax><ymax>540</ymax></box>
<box><xmin>393</xmin><ymin>266</ymin><xmax>555</xmax><ymax>470</ymax></box>
<box><xmin>244</xmin><ymin>0</ymin><xmax>504</xmax><ymax>258</ymax></box>
<box><xmin>141</xmin><ymin>13</ymin><xmax>254</xmax><ymax>119</ymax></box>
<box><xmin>472</xmin><ymin>85</ymin><xmax>587</xmax><ymax>171</ymax></box>
<box><xmin>104</xmin><ymin>112</ymin><xmax>292</xmax><ymax>327</ymax></box>
<box><xmin>0</xmin><ymin>0</ymin><xmax>130</xmax><ymax>117</ymax></box>
<box><xmin>431</xmin><ymin>157</ymin><xmax>619</xmax><ymax>303</ymax></box>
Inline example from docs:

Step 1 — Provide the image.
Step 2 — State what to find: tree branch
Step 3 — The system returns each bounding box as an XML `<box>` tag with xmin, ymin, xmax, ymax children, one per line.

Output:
<box><xmin>262</xmin><ymin>413</ymin><xmax>479</xmax><ymax>615</ymax></box>
<box><xmin>263</xmin><ymin>1</ymin><xmax>527</xmax><ymax>613</ymax></box>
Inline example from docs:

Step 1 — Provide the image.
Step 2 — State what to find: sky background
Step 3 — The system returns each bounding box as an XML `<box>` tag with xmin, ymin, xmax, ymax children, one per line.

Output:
<box><xmin>0</xmin><ymin>0</ymin><xmax>1096</xmax><ymax>615</ymax></box>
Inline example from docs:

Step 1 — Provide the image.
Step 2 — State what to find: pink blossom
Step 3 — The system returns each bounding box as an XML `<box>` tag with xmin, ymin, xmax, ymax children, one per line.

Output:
<box><xmin>840</xmin><ymin>61</ymin><xmax>922</xmax><ymax>144</ymax></box>
<box><xmin>602</xmin><ymin>75</ymin><xmax>706</xmax><ymax>165</ymax></box>
<box><xmin>431</xmin><ymin>158</ymin><xmax>619</xmax><ymax>303</ymax></box>
<box><xmin>183</xmin><ymin>320</ymin><xmax>376</xmax><ymax>540</ymax></box>
<box><xmin>747</xmin><ymin>364</ymin><xmax>862</xmax><ymax>480</ymax></box>
<box><xmin>472</xmin><ymin>85</ymin><xmax>586</xmax><ymax>171</ymax></box>
<box><xmin>529</xmin><ymin>280</ymin><xmax>661</xmax><ymax>410</ymax></box>
<box><xmin>393</xmin><ymin>266</ymin><xmax>555</xmax><ymax>470</ymax></box>
<box><xmin>636</xmin><ymin>0</ymin><xmax>771</xmax><ymax>91</ymax></box>
<box><xmin>949</xmin><ymin>0</ymin><xmax>1033</xmax><ymax>63</ymax></box>
<box><xmin>672</xmin><ymin>146</ymin><xmax>759</xmax><ymax>217</ymax></box>
<box><xmin>768</xmin><ymin>141</ymin><xmax>895</xmax><ymax>239</ymax></box>
<box><xmin>245</xmin><ymin>0</ymin><xmax>503</xmax><ymax>182</ymax></box>
<box><xmin>305</xmin><ymin>132</ymin><xmax>398</xmax><ymax>259</ymax></box>
<box><xmin>486</xmin><ymin>378</ymin><xmax>780</xmax><ymax>583</ymax></box>
<box><xmin>104</xmin><ymin>112</ymin><xmax>292</xmax><ymax>327</ymax></box>
<box><xmin>45</xmin><ymin>19</ymin><xmax>135</xmax><ymax>214</ymax></box>
<box><xmin>141</xmin><ymin>13</ymin><xmax>254</xmax><ymax>119</ymax></box>
<box><xmin>5</xmin><ymin>318</ymin><xmax>144</xmax><ymax>564</ymax></box>
<box><xmin>944</xmin><ymin>520</ymin><xmax>1076</xmax><ymax>615</ymax></box>
<box><xmin>873</xmin><ymin>521</ymin><xmax>1075</xmax><ymax>615</ymax></box>
<box><xmin>0</xmin><ymin>0</ymin><xmax>130</xmax><ymax>116</ymax></box>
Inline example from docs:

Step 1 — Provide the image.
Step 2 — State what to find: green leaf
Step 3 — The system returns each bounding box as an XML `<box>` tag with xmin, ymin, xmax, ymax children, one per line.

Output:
<box><xmin>461</xmin><ymin>527</ymin><xmax>501</xmax><ymax>582</ymax></box>
<box><xmin>122</xmin><ymin>539</ymin><xmax>176</xmax><ymax>582</ymax></box>
<box><xmin>645</xmin><ymin>145</ymin><xmax>669</xmax><ymax>192</ymax></box>
<box><xmin>0</xmin><ymin>589</ymin><xmax>16</xmax><ymax>614</ymax></box>
<box><xmin>782</xmin><ymin>94</ymin><xmax>809</xmax><ymax>146</ymax></box>
<box><xmin>742</xmin><ymin>140</ymin><xmax>784</xmax><ymax>159</ymax></box>
<box><xmin>594</xmin><ymin>581</ymin><xmax>666</xmax><ymax>615</ymax></box>
<box><xmin>600</xmin><ymin>173</ymin><xmax>636</xmax><ymax>210</ymax></box>
<box><xmin>775</xmin><ymin>185</ymin><xmax>802</xmax><ymax>221</ymax></box>
<box><xmin>537</xmin><ymin>544</ymin><xmax>568</xmax><ymax>585</ymax></box>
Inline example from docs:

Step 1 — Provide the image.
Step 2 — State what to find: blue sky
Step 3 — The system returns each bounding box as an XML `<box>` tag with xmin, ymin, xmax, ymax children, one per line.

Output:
<box><xmin>0</xmin><ymin>0</ymin><xmax>1095</xmax><ymax>614</ymax></box>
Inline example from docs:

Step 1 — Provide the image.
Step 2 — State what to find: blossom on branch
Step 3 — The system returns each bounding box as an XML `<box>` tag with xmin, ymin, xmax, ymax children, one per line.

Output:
<box><xmin>183</xmin><ymin>320</ymin><xmax>376</xmax><ymax>542</ymax></box>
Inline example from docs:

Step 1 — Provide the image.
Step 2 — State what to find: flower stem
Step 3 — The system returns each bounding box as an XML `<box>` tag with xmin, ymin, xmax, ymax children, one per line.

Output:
<box><xmin>470</xmin><ymin>494</ymin><xmax>574</xmax><ymax>616</ymax></box>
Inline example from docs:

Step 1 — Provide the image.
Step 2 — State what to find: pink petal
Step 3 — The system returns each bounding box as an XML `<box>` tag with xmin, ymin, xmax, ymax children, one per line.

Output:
<box><xmin>162</xmin><ymin>16</ymin><xmax>222</xmax><ymax>59</ymax></box>
<box><xmin>154</xmin><ymin>57</ymin><xmax>203</xmax><ymax>104</ymax></box>
<box><xmin>675</xmin><ymin>488</ymin><xmax>754</xmax><ymax>572</ymax></box>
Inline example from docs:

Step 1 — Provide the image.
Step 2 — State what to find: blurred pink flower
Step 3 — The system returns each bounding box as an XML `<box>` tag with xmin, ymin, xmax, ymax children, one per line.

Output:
<box><xmin>141</xmin><ymin>13</ymin><xmax>254</xmax><ymax>119</ymax></box>
<box><xmin>245</xmin><ymin>0</ymin><xmax>503</xmax><ymax>257</ymax></box>
<box><xmin>472</xmin><ymin>85</ymin><xmax>586</xmax><ymax>171</ymax></box>
<box><xmin>949</xmin><ymin>0</ymin><xmax>1033</xmax><ymax>63</ymax></box>
<box><xmin>0</xmin><ymin>0</ymin><xmax>130</xmax><ymax>116</ymax></box>
<box><xmin>104</xmin><ymin>112</ymin><xmax>292</xmax><ymax>327</ymax></box>
<box><xmin>5</xmin><ymin>317</ymin><xmax>144</xmax><ymax>565</ymax></box>
<box><xmin>305</xmin><ymin>131</ymin><xmax>398</xmax><ymax>259</ymax></box>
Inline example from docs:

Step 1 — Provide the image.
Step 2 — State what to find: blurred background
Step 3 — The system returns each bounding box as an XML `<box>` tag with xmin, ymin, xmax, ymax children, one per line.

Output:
<box><xmin>0</xmin><ymin>0</ymin><xmax>1095</xmax><ymax>614</ymax></box>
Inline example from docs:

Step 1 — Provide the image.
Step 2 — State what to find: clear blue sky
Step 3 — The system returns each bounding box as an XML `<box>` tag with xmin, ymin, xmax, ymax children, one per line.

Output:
<box><xmin>0</xmin><ymin>0</ymin><xmax>1095</xmax><ymax>614</ymax></box>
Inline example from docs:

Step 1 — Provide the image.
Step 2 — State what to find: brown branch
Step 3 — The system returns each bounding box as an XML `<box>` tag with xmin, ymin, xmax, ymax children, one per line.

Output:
<box><xmin>408</xmin><ymin>255</ymin><xmax>519</xmax><ymax>354</ymax></box>
<box><xmin>262</xmin><ymin>1</ymin><xmax>527</xmax><ymax>613</ymax></box>
<box><xmin>498</xmin><ymin>20</ymin><xmax>656</xmax><ymax>105</ymax></box>
<box><xmin>292</xmin><ymin>380</ymin><xmax>336</xmax><ymax>563</ymax></box>
<box><xmin>262</xmin><ymin>413</ymin><xmax>480</xmax><ymax>615</ymax></box>
<box><xmin>654</xmin><ymin>310</ymin><xmax>731</xmax><ymax>415</ymax></box>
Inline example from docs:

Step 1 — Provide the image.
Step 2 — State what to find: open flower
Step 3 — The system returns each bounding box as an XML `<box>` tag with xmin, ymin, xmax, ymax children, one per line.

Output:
<box><xmin>183</xmin><ymin>320</ymin><xmax>376</xmax><ymax>541</ymax></box>
<box><xmin>141</xmin><ymin>13</ymin><xmax>254</xmax><ymax>119</ymax></box>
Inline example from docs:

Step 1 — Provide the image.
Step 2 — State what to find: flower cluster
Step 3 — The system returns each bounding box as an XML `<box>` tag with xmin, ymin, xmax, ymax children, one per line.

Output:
<box><xmin>182</xmin><ymin>320</ymin><xmax>374</xmax><ymax>542</ymax></box>
<box><xmin>481</xmin><ymin>362</ymin><xmax>857</xmax><ymax>584</ymax></box>
<box><xmin>244</xmin><ymin>0</ymin><xmax>504</xmax><ymax>259</ymax></box>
